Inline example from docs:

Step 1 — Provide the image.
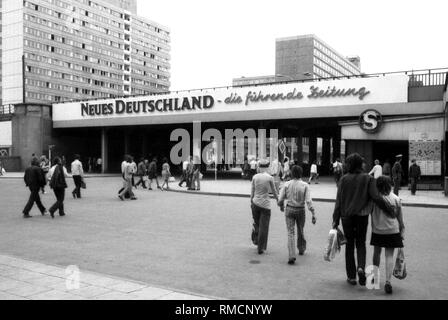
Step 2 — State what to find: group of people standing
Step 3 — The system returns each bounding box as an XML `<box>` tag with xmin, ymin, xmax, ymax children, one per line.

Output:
<box><xmin>368</xmin><ymin>155</ymin><xmax>421</xmax><ymax>196</ymax></box>
<box><xmin>250</xmin><ymin>153</ymin><xmax>406</xmax><ymax>294</ymax></box>
<box><xmin>22</xmin><ymin>154</ymin><xmax>85</xmax><ymax>219</ymax></box>
<box><xmin>178</xmin><ymin>156</ymin><xmax>201</xmax><ymax>191</ymax></box>
<box><xmin>118</xmin><ymin>155</ymin><xmax>175</xmax><ymax>201</ymax></box>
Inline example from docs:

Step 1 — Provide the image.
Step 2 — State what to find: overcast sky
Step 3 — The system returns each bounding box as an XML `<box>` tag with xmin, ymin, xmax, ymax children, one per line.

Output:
<box><xmin>138</xmin><ymin>0</ymin><xmax>447</xmax><ymax>91</ymax></box>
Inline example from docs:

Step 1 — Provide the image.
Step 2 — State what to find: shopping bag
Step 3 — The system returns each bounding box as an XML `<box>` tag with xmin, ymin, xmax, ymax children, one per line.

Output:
<box><xmin>337</xmin><ymin>228</ymin><xmax>347</xmax><ymax>247</ymax></box>
<box><xmin>393</xmin><ymin>248</ymin><xmax>407</xmax><ymax>280</ymax></box>
<box><xmin>81</xmin><ymin>178</ymin><xmax>86</xmax><ymax>189</ymax></box>
<box><xmin>168</xmin><ymin>176</ymin><xmax>176</xmax><ymax>182</ymax></box>
<box><xmin>324</xmin><ymin>229</ymin><xmax>339</xmax><ymax>262</ymax></box>
<box><xmin>1</xmin><ymin>168</ymin><xmax>5</xmax><ymax>175</ymax></box>
<box><xmin>199</xmin><ymin>172</ymin><xmax>203</xmax><ymax>180</ymax></box>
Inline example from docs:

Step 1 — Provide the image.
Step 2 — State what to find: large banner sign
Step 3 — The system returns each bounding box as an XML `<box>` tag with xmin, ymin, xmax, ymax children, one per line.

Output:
<box><xmin>409</xmin><ymin>132</ymin><xmax>442</xmax><ymax>176</ymax></box>
<box><xmin>53</xmin><ymin>75</ymin><xmax>408</xmax><ymax>127</ymax></box>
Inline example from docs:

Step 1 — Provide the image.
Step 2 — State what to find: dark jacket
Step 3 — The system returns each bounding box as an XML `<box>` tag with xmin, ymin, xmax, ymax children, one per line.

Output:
<box><xmin>49</xmin><ymin>165</ymin><xmax>67</xmax><ymax>189</ymax></box>
<box><xmin>333</xmin><ymin>172</ymin><xmax>395</xmax><ymax>226</ymax></box>
<box><xmin>392</xmin><ymin>161</ymin><xmax>403</xmax><ymax>180</ymax></box>
<box><xmin>137</xmin><ymin>161</ymin><xmax>146</xmax><ymax>176</ymax></box>
<box><xmin>24</xmin><ymin>165</ymin><xmax>46</xmax><ymax>189</ymax></box>
<box><xmin>148</xmin><ymin>161</ymin><xmax>157</xmax><ymax>178</ymax></box>
<box><xmin>409</xmin><ymin>164</ymin><xmax>421</xmax><ymax>179</ymax></box>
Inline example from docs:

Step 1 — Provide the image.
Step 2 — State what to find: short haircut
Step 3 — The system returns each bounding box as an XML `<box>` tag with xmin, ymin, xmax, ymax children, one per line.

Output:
<box><xmin>74</xmin><ymin>154</ymin><xmax>80</xmax><ymax>160</ymax></box>
<box><xmin>290</xmin><ymin>165</ymin><xmax>303</xmax><ymax>179</ymax></box>
<box><xmin>345</xmin><ymin>153</ymin><xmax>364</xmax><ymax>173</ymax></box>
<box><xmin>53</xmin><ymin>157</ymin><xmax>61</xmax><ymax>165</ymax></box>
<box><xmin>376</xmin><ymin>175</ymin><xmax>392</xmax><ymax>195</ymax></box>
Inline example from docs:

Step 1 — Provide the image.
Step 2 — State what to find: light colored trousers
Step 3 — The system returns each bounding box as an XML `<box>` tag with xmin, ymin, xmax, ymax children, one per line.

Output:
<box><xmin>285</xmin><ymin>206</ymin><xmax>306</xmax><ymax>259</ymax></box>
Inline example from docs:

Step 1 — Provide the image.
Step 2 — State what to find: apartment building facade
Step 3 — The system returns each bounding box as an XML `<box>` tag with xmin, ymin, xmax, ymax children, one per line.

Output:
<box><xmin>276</xmin><ymin>34</ymin><xmax>361</xmax><ymax>81</ymax></box>
<box><xmin>1</xmin><ymin>0</ymin><xmax>170</xmax><ymax>106</ymax></box>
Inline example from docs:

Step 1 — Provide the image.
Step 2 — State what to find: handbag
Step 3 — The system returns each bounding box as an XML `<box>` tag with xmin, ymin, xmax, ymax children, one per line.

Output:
<box><xmin>81</xmin><ymin>178</ymin><xmax>86</xmax><ymax>189</ymax></box>
<box><xmin>168</xmin><ymin>176</ymin><xmax>176</xmax><ymax>182</ymax></box>
<box><xmin>199</xmin><ymin>172</ymin><xmax>203</xmax><ymax>180</ymax></box>
<box><xmin>393</xmin><ymin>248</ymin><xmax>407</xmax><ymax>280</ymax></box>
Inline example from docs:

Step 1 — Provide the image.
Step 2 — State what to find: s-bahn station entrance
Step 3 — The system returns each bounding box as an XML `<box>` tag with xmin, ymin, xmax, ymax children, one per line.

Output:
<box><xmin>4</xmin><ymin>71</ymin><xmax>448</xmax><ymax>189</ymax></box>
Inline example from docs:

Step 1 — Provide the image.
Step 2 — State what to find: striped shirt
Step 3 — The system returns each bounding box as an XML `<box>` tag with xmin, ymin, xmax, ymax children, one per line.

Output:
<box><xmin>278</xmin><ymin>179</ymin><xmax>314</xmax><ymax>212</ymax></box>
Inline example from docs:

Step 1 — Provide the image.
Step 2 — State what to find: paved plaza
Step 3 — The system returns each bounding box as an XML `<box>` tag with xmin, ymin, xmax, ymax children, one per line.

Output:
<box><xmin>1</xmin><ymin>176</ymin><xmax>448</xmax><ymax>300</ymax></box>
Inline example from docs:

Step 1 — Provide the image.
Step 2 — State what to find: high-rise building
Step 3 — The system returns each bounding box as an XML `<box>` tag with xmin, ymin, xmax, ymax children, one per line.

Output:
<box><xmin>102</xmin><ymin>0</ymin><xmax>137</xmax><ymax>14</ymax></box>
<box><xmin>276</xmin><ymin>34</ymin><xmax>361</xmax><ymax>81</ymax></box>
<box><xmin>1</xmin><ymin>0</ymin><xmax>170</xmax><ymax>106</ymax></box>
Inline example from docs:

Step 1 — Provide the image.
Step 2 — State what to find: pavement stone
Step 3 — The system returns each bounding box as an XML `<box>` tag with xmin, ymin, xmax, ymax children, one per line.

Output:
<box><xmin>0</xmin><ymin>254</ymin><xmax>217</xmax><ymax>300</ymax></box>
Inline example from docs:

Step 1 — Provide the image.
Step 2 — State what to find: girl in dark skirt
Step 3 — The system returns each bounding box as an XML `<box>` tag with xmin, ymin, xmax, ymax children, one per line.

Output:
<box><xmin>371</xmin><ymin>176</ymin><xmax>405</xmax><ymax>294</ymax></box>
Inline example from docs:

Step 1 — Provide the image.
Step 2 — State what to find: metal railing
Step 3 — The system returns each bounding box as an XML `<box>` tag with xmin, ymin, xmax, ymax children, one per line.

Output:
<box><xmin>407</xmin><ymin>71</ymin><xmax>448</xmax><ymax>87</ymax></box>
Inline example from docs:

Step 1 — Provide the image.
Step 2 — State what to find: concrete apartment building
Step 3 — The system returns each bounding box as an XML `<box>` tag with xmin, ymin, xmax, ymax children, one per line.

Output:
<box><xmin>233</xmin><ymin>34</ymin><xmax>361</xmax><ymax>86</ymax></box>
<box><xmin>0</xmin><ymin>0</ymin><xmax>170</xmax><ymax>157</ymax></box>
<box><xmin>1</xmin><ymin>0</ymin><xmax>170</xmax><ymax>106</ymax></box>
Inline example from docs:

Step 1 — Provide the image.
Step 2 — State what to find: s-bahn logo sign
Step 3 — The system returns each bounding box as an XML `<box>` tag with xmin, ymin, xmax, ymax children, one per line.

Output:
<box><xmin>359</xmin><ymin>109</ymin><xmax>382</xmax><ymax>133</ymax></box>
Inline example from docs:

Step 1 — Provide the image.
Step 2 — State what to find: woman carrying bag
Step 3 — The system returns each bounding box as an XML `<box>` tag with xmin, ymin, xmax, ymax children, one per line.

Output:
<box><xmin>48</xmin><ymin>157</ymin><xmax>69</xmax><ymax>218</ymax></box>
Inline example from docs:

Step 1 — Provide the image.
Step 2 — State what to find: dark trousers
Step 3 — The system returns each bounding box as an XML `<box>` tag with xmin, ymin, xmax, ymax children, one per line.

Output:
<box><xmin>179</xmin><ymin>170</ymin><xmax>187</xmax><ymax>186</ymax></box>
<box><xmin>72</xmin><ymin>175</ymin><xmax>82</xmax><ymax>198</ymax></box>
<box><xmin>410</xmin><ymin>177</ymin><xmax>418</xmax><ymax>195</ymax></box>
<box><xmin>251</xmin><ymin>204</ymin><xmax>271</xmax><ymax>252</ymax></box>
<box><xmin>23</xmin><ymin>188</ymin><xmax>46</xmax><ymax>215</ymax></box>
<box><xmin>135</xmin><ymin>175</ymin><xmax>146</xmax><ymax>188</ymax></box>
<box><xmin>341</xmin><ymin>215</ymin><xmax>369</xmax><ymax>280</ymax></box>
<box><xmin>393</xmin><ymin>178</ymin><xmax>401</xmax><ymax>196</ymax></box>
<box><xmin>49</xmin><ymin>188</ymin><xmax>65</xmax><ymax>215</ymax></box>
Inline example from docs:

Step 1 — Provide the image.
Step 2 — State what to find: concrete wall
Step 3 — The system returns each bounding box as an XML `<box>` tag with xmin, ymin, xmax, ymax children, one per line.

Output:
<box><xmin>409</xmin><ymin>86</ymin><xmax>445</xmax><ymax>102</ymax></box>
<box><xmin>11</xmin><ymin>104</ymin><xmax>53</xmax><ymax>170</ymax></box>
<box><xmin>341</xmin><ymin>117</ymin><xmax>444</xmax><ymax>141</ymax></box>
<box><xmin>0</xmin><ymin>120</ymin><xmax>12</xmax><ymax>147</ymax></box>
<box><xmin>0</xmin><ymin>156</ymin><xmax>21</xmax><ymax>171</ymax></box>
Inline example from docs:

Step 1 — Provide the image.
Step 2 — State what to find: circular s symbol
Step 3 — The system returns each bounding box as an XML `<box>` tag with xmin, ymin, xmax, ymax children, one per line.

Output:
<box><xmin>359</xmin><ymin>109</ymin><xmax>382</xmax><ymax>133</ymax></box>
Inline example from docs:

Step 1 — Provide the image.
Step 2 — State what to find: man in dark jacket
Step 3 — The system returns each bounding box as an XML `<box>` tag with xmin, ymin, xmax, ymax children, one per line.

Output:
<box><xmin>409</xmin><ymin>159</ymin><xmax>421</xmax><ymax>195</ymax></box>
<box><xmin>147</xmin><ymin>158</ymin><xmax>161</xmax><ymax>190</ymax></box>
<box><xmin>392</xmin><ymin>154</ymin><xmax>403</xmax><ymax>195</ymax></box>
<box><xmin>332</xmin><ymin>153</ymin><xmax>395</xmax><ymax>286</ymax></box>
<box><xmin>23</xmin><ymin>158</ymin><xmax>47</xmax><ymax>218</ymax></box>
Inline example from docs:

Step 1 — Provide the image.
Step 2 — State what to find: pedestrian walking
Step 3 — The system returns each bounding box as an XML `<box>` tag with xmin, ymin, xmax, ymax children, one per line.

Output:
<box><xmin>118</xmin><ymin>155</ymin><xmax>137</xmax><ymax>200</ymax></box>
<box><xmin>409</xmin><ymin>159</ymin><xmax>421</xmax><ymax>195</ymax></box>
<box><xmin>332</xmin><ymin>153</ymin><xmax>396</xmax><ymax>286</ymax></box>
<box><xmin>249</xmin><ymin>157</ymin><xmax>257</xmax><ymax>179</ymax></box>
<box><xmin>39</xmin><ymin>155</ymin><xmax>50</xmax><ymax>194</ymax></box>
<box><xmin>160</xmin><ymin>158</ymin><xmax>171</xmax><ymax>191</ymax></box>
<box><xmin>186</xmin><ymin>157</ymin><xmax>194</xmax><ymax>189</ymax></box>
<box><xmin>71</xmin><ymin>154</ymin><xmax>84</xmax><ymax>199</ymax></box>
<box><xmin>332</xmin><ymin>158</ymin><xmax>343</xmax><ymax>184</ymax></box>
<box><xmin>148</xmin><ymin>157</ymin><xmax>161</xmax><ymax>190</ymax></box>
<box><xmin>178</xmin><ymin>156</ymin><xmax>190</xmax><ymax>187</ymax></box>
<box><xmin>96</xmin><ymin>158</ymin><xmax>102</xmax><ymax>173</ymax></box>
<box><xmin>371</xmin><ymin>176</ymin><xmax>405</xmax><ymax>294</ymax></box>
<box><xmin>392</xmin><ymin>155</ymin><xmax>403</xmax><ymax>196</ymax></box>
<box><xmin>282</xmin><ymin>157</ymin><xmax>291</xmax><ymax>181</ymax></box>
<box><xmin>22</xmin><ymin>158</ymin><xmax>47</xmax><ymax>218</ymax></box>
<box><xmin>382</xmin><ymin>159</ymin><xmax>391</xmax><ymax>177</ymax></box>
<box><xmin>189</xmin><ymin>156</ymin><xmax>201</xmax><ymax>191</ymax></box>
<box><xmin>0</xmin><ymin>159</ymin><xmax>4</xmax><ymax>176</ymax></box>
<box><xmin>308</xmin><ymin>161</ymin><xmax>319</xmax><ymax>184</ymax></box>
<box><xmin>369</xmin><ymin>159</ymin><xmax>383</xmax><ymax>179</ymax></box>
<box><xmin>48</xmin><ymin>157</ymin><xmax>69</xmax><ymax>218</ymax></box>
<box><xmin>278</xmin><ymin>165</ymin><xmax>316</xmax><ymax>265</ymax></box>
<box><xmin>250</xmin><ymin>159</ymin><xmax>279</xmax><ymax>255</ymax></box>
<box><xmin>268</xmin><ymin>157</ymin><xmax>282</xmax><ymax>193</ymax></box>
<box><xmin>135</xmin><ymin>158</ymin><xmax>147</xmax><ymax>189</ymax></box>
